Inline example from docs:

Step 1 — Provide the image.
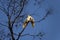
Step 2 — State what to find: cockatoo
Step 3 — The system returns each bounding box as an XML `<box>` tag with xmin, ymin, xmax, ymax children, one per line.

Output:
<box><xmin>23</xmin><ymin>15</ymin><xmax>35</xmax><ymax>28</ymax></box>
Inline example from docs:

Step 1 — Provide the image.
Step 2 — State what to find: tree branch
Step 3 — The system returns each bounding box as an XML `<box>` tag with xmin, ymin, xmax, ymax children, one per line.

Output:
<box><xmin>8</xmin><ymin>16</ymin><xmax>15</xmax><ymax>40</ymax></box>
<box><xmin>35</xmin><ymin>9</ymin><xmax>52</xmax><ymax>22</ymax></box>
<box><xmin>10</xmin><ymin>0</ymin><xmax>16</xmax><ymax>17</ymax></box>
<box><xmin>13</xmin><ymin>32</ymin><xmax>45</xmax><ymax>40</ymax></box>
<box><xmin>0</xmin><ymin>22</ymin><xmax>8</xmax><ymax>27</ymax></box>
<box><xmin>0</xmin><ymin>6</ymin><xmax>8</xmax><ymax>16</ymax></box>
<box><xmin>12</xmin><ymin>0</ymin><xmax>26</xmax><ymax>27</ymax></box>
<box><xmin>16</xmin><ymin>27</ymin><xmax>26</xmax><ymax>40</ymax></box>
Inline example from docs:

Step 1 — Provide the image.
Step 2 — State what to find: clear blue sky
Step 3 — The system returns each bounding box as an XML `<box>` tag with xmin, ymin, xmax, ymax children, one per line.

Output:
<box><xmin>0</xmin><ymin>0</ymin><xmax>60</xmax><ymax>40</ymax></box>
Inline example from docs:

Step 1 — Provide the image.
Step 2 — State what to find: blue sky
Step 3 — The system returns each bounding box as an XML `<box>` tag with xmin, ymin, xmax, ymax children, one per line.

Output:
<box><xmin>0</xmin><ymin>0</ymin><xmax>60</xmax><ymax>40</ymax></box>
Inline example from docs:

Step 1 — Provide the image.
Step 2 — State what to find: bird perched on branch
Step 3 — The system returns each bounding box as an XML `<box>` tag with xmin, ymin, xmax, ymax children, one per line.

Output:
<box><xmin>23</xmin><ymin>15</ymin><xmax>35</xmax><ymax>28</ymax></box>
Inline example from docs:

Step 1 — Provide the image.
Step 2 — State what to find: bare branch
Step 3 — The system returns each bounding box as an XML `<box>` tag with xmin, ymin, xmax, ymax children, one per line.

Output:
<box><xmin>0</xmin><ymin>6</ymin><xmax>8</xmax><ymax>16</ymax></box>
<box><xmin>7</xmin><ymin>0</ymin><xmax>12</xmax><ymax>14</ymax></box>
<box><xmin>14</xmin><ymin>32</ymin><xmax>45</xmax><ymax>40</ymax></box>
<box><xmin>16</xmin><ymin>27</ymin><xmax>26</xmax><ymax>40</ymax></box>
<box><xmin>35</xmin><ymin>9</ymin><xmax>52</xmax><ymax>23</ymax></box>
<box><xmin>8</xmin><ymin>16</ymin><xmax>15</xmax><ymax>40</ymax></box>
<box><xmin>0</xmin><ymin>22</ymin><xmax>8</xmax><ymax>27</ymax></box>
<box><xmin>12</xmin><ymin>0</ymin><xmax>26</xmax><ymax>26</ymax></box>
<box><xmin>0</xmin><ymin>0</ymin><xmax>9</xmax><ymax>16</ymax></box>
<box><xmin>9</xmin><ymin>0</ymin><xmax>16</xmax><ymax>17</ymax></box>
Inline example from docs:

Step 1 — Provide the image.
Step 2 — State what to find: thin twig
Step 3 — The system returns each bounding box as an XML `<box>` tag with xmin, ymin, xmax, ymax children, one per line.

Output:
<box><xmin>35</xmin><ymin>9</ymin><xmax>52</xmax><ymax>23</ymax></box>
<box><xmin>12</xmin><ymin>0</ymin><xmax>26</xmax><ymax>27</ymax></box>
<box><xmin>0</xmin><ymin>23</ymin><xmax>8</xmax><ymax>27</ymax></box>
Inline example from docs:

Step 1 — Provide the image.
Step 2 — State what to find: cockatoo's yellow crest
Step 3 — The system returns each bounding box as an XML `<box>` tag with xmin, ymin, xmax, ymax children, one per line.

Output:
<box><xmin>23</xmin><ymin>15</ymin><xmax>35</xmax><ymax>28</ymax></box>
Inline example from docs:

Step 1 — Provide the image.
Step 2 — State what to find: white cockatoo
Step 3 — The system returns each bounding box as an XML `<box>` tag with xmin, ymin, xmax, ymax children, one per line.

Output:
<box><xmin>23</xmin><ymin>15</ymin><xmax>35</xmax><ymax>28</ymax></box>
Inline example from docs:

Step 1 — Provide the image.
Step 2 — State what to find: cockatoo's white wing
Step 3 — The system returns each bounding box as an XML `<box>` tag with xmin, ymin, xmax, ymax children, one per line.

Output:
<box><xmin>30</xmin><ymin>17</ymin><xmax>35</xmax><ymax>27</ymax></box>
<box><xmin>27</xmin><ymin>15</ymin><xmax>35</xmax><ymax>27</ymax></box>
<box><xmin>23</xmin><ymin>15</ymin><xmax>30</xmax><ymax>28</ymax></box>
<box><xmin>23</xmin><ymin>15</ymin><xmax>35</xmax><ymax>28</ymax></box>
<box><xmin>23</xmin><ymin>19</ymin><xmax>29</xmax><ymax>28</ymax></box>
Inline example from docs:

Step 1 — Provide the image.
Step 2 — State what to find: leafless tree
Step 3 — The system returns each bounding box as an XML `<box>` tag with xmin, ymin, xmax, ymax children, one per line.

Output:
<box><xmin>0</xmin><ymin>0</ymin><xmax>53</xmax><ymax>40</ymax></box>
